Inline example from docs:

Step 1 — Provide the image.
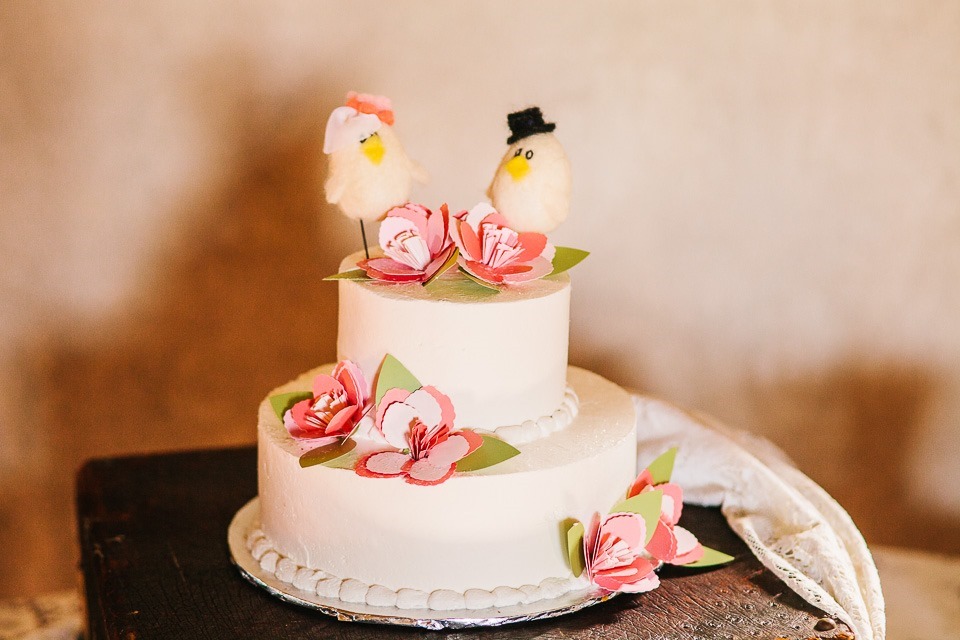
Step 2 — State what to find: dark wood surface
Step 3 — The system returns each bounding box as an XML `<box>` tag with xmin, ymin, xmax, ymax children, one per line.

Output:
<box><xmin>76</xmin><ymin>447</ymin><xmax>853</xmax><ymax>639</ymax></box>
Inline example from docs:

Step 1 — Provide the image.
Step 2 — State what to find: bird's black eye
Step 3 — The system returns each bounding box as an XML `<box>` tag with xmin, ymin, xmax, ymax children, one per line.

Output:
<box><xmin>514</xmin><ymin>148</ymin><xmax>523</xmax><ymax>157</ymax></box>
<box><xmin>525</xmin><ymin>149</ymin><xmax>534</xmax><ymax>160</ymax></box>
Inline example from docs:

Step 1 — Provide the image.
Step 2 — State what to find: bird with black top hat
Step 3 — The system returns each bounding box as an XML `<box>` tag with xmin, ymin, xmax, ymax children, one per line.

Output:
<box><xmin>487</xmin><ymin>106</ymin><xmax>572</xmax><ymax>233</ymax></box>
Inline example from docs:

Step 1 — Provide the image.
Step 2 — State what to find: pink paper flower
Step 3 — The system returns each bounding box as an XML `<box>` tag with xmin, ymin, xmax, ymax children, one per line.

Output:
<box><xmin>450</xmin><ymin>203</ymin><xmax>556</xmax><ymax>285</ymax></box>
<box><xmin>357</xmin><ymin>203</ymin><xmax>457</xmax><ymax>283</ymax></box>
<box><xmin>583</xmin><ymin>512</ymin><xmax>660</xmax><ymax>593</ymax></box>
<box><xmin>627</xmin><ymin>466</ymin><xmax>704</xmax><ymax>565</ymax></box>
<box><xmin>355</xmin><ymin>386</ymin><xmax>482</xmax><ymax>485</ymax></box>
<box><xmin>284</xmin><ymin>360</ymin><xmax>369</xmax><ymax>444</ymax></box>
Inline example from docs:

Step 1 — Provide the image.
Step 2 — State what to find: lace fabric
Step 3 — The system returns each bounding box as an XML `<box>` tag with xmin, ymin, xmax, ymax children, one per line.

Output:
<box><xmin>634</xmin><ymin>395</ymin><xmax>886</xmax><ymax>640</ymax></box>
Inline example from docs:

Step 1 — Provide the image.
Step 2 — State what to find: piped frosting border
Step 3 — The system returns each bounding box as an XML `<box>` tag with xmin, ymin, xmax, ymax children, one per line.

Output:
<box><xmin>245</xmin><ymin>527</ymin><xmax>587</xmax><ymax>611</ymax></box>
<box><xmin>491</xmin><ymin>385</ymin><xmax>579</xmax><ymax>445</ymax></box>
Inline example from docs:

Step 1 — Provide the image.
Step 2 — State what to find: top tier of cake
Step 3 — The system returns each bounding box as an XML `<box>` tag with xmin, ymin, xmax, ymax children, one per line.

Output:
<box><xmin>337</xmin><ymin>251</ymin><xmax>570</xmax><ymax>430</ymax></box>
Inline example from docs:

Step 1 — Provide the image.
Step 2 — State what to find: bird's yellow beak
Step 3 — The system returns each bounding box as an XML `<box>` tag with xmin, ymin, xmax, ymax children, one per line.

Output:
<box><xmin>505</xmin><ymin>154</ymin><xmax>530</xmax><ymax>181</ymax></box>
<box><xmin>361</xmin><ymin>134</ymin><xmax>385</xmax><ymax>165</ymax></box>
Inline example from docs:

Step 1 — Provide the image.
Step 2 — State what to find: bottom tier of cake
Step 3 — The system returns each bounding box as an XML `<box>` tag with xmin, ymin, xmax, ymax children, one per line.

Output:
<box><xmin>255</xmin><ymin>366</ymin><xmax>637</xmax><ymax>609</ymax></box>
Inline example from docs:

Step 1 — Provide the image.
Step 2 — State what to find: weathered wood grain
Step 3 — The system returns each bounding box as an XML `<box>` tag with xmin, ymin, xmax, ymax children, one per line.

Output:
<box><xmin>76</xmin><ymin>447</ymin><xmax>854</xmax><ymax>639</ymax></box>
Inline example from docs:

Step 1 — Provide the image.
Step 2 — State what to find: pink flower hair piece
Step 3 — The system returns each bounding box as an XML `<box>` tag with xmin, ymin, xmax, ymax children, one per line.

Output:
<box><xmin>627</xmin><ymin>467</ymin><xmax>704</xmax><ymax>565</ymax></box>
<box><xmin>283</xmin><ymin>360</ymin><xmax>369</xmax><ymax>445</ymax></box>
<box><xmin>355</xmin><ymin>385</ymin><xmax>482</xmax><ymax>486</ymax></box>
<box><xmin>583</xmin><ymin>512</ymin><xmax>660</xmax><ymax>593</ymax></box>
<box><xmin>357</xmin><ymin>203</ymin><xmax>457</xmax><ymax>284</ymax></box>
<box><xmin>346</xmin><ymin>91</ymin><xmax>395</xmax><ymax>126</ymax></box>
<box><xmin>450</xmin><ymin>203</ymin><xmax>555</xmax><ymax>286</ymax></box>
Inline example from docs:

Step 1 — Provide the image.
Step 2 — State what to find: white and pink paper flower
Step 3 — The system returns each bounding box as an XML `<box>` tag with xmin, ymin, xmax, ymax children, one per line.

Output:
<box><xmin>284</xmin><ymin>360</ymin><xmax>369</xmax><ymax>444</ymax></box>
<box><xmin>450</xmin><ymin>203</ymin><xmax>555</xmax><ymax>286</ymax></box>
<box><xmin>583</xmin><ymin>512</ymin><xmax>660</xmax><ymax>593</ymax></box>
<box><xmin>627</xmin><ymin>466</ymin><xmax>705</xmax><ymax>566</ymax></box>
<box><xmin>357</xmin><ymin>203</ymin><xmax>457</xmax><ymax>284</ymax></box>
<box><xmin>355</xmin><ymin>385</ymin><xmax>482</xmax><ymax>486</ymax></box>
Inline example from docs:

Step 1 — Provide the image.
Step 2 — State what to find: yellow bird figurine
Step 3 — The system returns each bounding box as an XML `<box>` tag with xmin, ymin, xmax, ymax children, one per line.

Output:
<box><xmin>323</xmin><ymin>92</ymin><xmax>428</xmax><ymax>223</ymax></box>
<box><xmin>487</xmin><ymin>107</ymin><xmax>571</xmax><ymax>233</ymax></box>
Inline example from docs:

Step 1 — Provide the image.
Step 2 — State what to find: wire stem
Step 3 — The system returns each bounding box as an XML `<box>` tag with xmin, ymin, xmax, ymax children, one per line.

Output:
<box><xmin>360</xmin><ymin>220</ymin><xmax>370</xmax><ymax>260</ymax></box>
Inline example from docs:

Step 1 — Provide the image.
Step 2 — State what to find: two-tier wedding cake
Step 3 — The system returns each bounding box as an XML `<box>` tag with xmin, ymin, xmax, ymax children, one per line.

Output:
<box><xmin>240</xmin><ymin>93</ymin><xmax>724</xmax><ymax>617</ymax></box>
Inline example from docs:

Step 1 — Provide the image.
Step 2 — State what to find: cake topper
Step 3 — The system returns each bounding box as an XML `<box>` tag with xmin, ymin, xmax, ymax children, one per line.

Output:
<box><xmin>323</xmin><ymin>101</ymin><xmax>588</xmax><ymax>293</ymax></box>
<box><xmin>324</xmin><ymin>91</ymin><xmax>428</xmax><ymax>257</ymax></box>
<box><xmin>487</xmin><ymin>107</ymin><xmax>572</xmax><ymax>234</ymax></box>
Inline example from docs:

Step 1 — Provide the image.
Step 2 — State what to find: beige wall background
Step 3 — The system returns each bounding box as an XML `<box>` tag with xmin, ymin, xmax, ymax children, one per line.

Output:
<box><xmin>1</xmin><ymin>1</ymin><xmax>958</xmax><ymax>597</ymax></box>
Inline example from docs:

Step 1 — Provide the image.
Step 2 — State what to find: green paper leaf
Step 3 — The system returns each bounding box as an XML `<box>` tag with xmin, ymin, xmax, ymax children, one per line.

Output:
<box><xmin>298</xmin><ymin>438</ymin><xmax>357</xmax><ymax>468</ymax></box>
<box><xmin>269</xmin><ymin>391</ymin><xmax>314</xmax><ymax>421</ymax></box>
<box><xmin>422</xmin><ymin>248</ymin><xmax>460</xmax><ymax>288</ymax></box>
<box><xmin>323</xmin><ymin>269</ymin><xmax>370</xmax><ymax>281</ymax></box>
<box><xmin>323</xmin><ymin>451</ymin><xmax>358</xmax><ymax>470</ymax></box>
<box><xmin>421</xmin><ymin>273</ymin><xmax>500</xmax><ymax>299</ymax></box>
<box><xmin>562</xmin><ymin>518</ymin><xmax>586</xmax><ymax>577</ymax></box>
<box><xmin>374</xmin><ymin>354</ymin><xmax>422</xmax><ymax>405</ymax></box>
<box><xmin>646</xmin><ymin>447</ymin><xmax>678</xmax><ymax>485</ymax></box>
<box><xmin>550</xmin><ymin>246</ymin><xmax>589</xmax><ymax>276</ymax></box>
<box><xmin>609</xmin><ymin>489</ymin><xmax>663</xmax><ymax>544</ymax></box>
<box><xmin>685</xmin><ymin>546</ymin><xmax>736</xmax><ymax>568</ymax></box>
<box><xmin>455</xmin><ymin>434</ymin><xmax>521</xmax><ymax>472</ymax></box>
<box><xmin>457</xmin><ymin>266</ymin><xmax>501</xmax><ymax>292</ymax></box>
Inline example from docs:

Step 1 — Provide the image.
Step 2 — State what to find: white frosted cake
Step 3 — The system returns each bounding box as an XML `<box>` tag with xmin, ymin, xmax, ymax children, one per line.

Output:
<box><xmin>236</xmin><ymin>96</ymin><xmax>722</xmax><ymax>616</ymax></box>
<box><xmin>249</xmin><ymin>254</ymin><xmax>637</xmax><ymax>610</ymax></box>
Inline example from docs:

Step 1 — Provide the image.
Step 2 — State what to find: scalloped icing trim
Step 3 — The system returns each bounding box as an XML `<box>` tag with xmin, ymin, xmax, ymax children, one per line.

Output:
<box><xmin>246</xmin><ymin>527</ymin><xmax>587</xmax><ymax>610</ymax></box>
<box><xmin>490</xmin><ymin>385</ymin><xmax>579</xmax><ymax>445</ymax></box>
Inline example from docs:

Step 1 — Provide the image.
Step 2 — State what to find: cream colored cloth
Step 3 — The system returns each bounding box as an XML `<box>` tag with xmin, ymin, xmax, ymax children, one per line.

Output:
<box><xmin>634</xmin><ymin>395</ymin><xmax>886</xmax><ymax>640</ymax></box>
<box><xmin>0</xmin><ymin>590</ymin><xmax>80</xmax><ymax>640</ymax></box>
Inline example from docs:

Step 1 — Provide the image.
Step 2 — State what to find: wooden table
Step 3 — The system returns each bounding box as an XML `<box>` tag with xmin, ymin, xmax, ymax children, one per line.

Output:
<box><xmin>76</xmin><ymin>447</ymin><xmax>854</xmax><ymax>639</ymax></box>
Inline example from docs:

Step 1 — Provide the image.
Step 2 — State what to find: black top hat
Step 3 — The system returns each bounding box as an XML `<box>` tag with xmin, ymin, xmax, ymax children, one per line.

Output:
<box><xmin>506</xmin><ymin>107</ymin><xmax>556</xmax><ymax>145</ymax></box>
